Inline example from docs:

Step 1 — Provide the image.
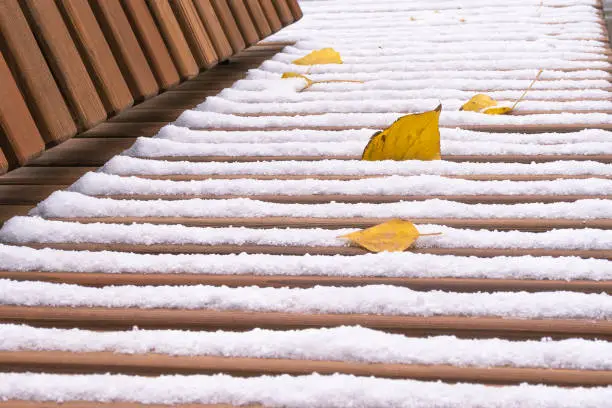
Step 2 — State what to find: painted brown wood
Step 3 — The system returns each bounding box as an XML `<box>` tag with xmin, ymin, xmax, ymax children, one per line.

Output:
<box><xmin>284</xmin><ymin>0</ymin><xmax>303</xmax><ymax>20</ymax></box>
<box><xmin>0</xmin><ymin>51</ymin><xmax>45</xmax><ymax>167</ymax></box>
<box><xmin>147</xmin><ymin>0</ymin><xmax>199</xmax><ymax>79</ymax></box>
<box><xmin>260</xmin><ymin>0</ymin><xmax>283</xmax><ymax>32</ymax></box>
<box><xmin>1</xmin><ymin>306</ymin><xmax>610</xmax><ymax>340</ymax></box>
<box><xmin>171</xmin><ymin>0</ymin><xmax>219</xmax><ymax>69</ymax></box>
<box><xmin>121</xmin><ymin>0</ymin><xmax>181</xmax><ymax>90</ymax></box>
<box><xmin>209</xmin><ymin>0</ymin><xmax>246</xmax><ymax>53</ymax></box>
<box><xmin>193</xmin><ymin>0</ymin><xmax>234</xmax><ymax>61</ymax></box>
<box><xmin>226</xmin><ymin>0</ymin><xmax>260</xmax><ymax>45</ymax></box>
<box><xmin>1</xmin><ymin>272</ymin><xmax>609</xmax><ymax>293</ymax></box>
<box><xmin>90</xmin><ymin>0</ymin><xmax>159</xmax><ymax>101</ymax></box>
<box><xmin>272</xmin><ymin>0</ymin><xmax>294</xmax><ymax>25</ymax></box>
<box><xmin>0</xmin><ymin>0</ymin><xmax>76</xmax><ymax>144</ymax></box>
<box><xmin>57</xmin><ymin>0</ymin><xmax>133</xmax><ymax>116</ymax></box>
<box><xmin>2</xmin><ymin>350</ymin><xmax>610</xmax><ymax>386</ymax></box>
<box><xmin>244</xmin><ymin>0</ymin><xmax>273</xmax><ymax>37</ymax></box>
<box><xmin>22</xmin><ymin>0</ymin><xmax>107</xmax><ymax>130</ymax></box>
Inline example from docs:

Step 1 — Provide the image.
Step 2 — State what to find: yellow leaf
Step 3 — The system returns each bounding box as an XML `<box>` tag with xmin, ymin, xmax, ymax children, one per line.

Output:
<box><xmin>281</xmin><ymin>72</ymin><xmax>313</xmax><ymax>87</ymax></box>
<box><xmin>459</xmin><ymin>94</ymin><xmax>497</xmax><ymax>112</ymax></box>
<box><xmin>481</xmin><ymin>105</ymin><xmax>513</xmax><ymax>115</ymax></box>
<box><xmin>292</xmin><ymin>48</ymin><xmax>342</xmax><ymax>65</ymax></box>
<box><xmin>339</xmin><ymin>219</ymin><xmax>441</xmax><ymax>253</ymax></box>
<box><xmin>361</xmin><ymin>105</ymin><xmax>442</xmax><ymax>161</ymax></box>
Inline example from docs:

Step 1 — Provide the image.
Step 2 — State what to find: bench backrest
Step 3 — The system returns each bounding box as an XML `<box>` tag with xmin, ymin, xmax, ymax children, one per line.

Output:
<box><xmin>0</xmin><ymin>0</ymin><xmax>302</xmax><ymax>173</ymax></box>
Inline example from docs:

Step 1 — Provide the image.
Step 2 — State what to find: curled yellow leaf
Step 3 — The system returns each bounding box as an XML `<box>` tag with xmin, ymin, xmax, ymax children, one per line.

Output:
<box><xmin>292</xmin><ymin>48</ymin><xmax>342</xmax><ymax>65</ymax></box>
<box><xmin>281</xmin><ymin>72</ymin><xmax>313</xmax><ymax>87</ymax></box>
<box><xmin>339</xmin><ymin>219</ymin><xmax>441</xmax><ymax>253</ymax></box>
<box><xmin>362</xmin><ymin>105</ymin><xmax>442</xmax><ymax>161</ymax></box>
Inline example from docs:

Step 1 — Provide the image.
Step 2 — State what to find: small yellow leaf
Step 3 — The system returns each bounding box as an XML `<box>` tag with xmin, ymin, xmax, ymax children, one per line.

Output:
<box><xmin>292</xmin><ymin>48</ymin><xmax>342</xmax><ymax>65</ymax></box>
<box><xmin>481</xmin><ymin>105</ymin><xmax>513</xmax><ymax>115</ymax></box>
<box><xmin>339</xmin><ymin>219</ymin><xmax>440</xmax><ymax>253</ymax></box>
<box><xmin>459</xmin><ymin>94</ymin><xmax>498</xmax><ymax>112</ymax></box>
<box><xmin>361</xmin><ymin>105</ymin><xmax>442</xmax><ymax>161</ymax></box>
<box><xmin>281</xmin><ymin>72</ymin><xmax>313</xmax><ymax>87</ymax></box>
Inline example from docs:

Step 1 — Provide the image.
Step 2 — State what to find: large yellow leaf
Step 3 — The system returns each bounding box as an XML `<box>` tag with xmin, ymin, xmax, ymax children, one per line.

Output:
<box><xmin>292</xmin><ymin>48</ymin><xmax>342</xmax><ymax>65</ymax></box>
<box><xmin>339</xmin><ymin>219</ymin><xmax>441</xmax><ymax>253</ymax></box>
<box><xmin>361</xmin><ymin>105</ymin><xmax>442</xmax><ymax>161</ymax></box>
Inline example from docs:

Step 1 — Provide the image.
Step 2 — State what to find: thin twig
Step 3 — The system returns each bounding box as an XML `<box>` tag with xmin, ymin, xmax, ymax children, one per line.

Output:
<box><xmin>511</xmin><ymin>69</ymin><xmax>543</xmax><ymax>110</ymax></box>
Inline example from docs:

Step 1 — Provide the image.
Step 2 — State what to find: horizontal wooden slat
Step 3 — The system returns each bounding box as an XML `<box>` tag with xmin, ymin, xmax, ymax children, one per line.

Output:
<box><xmin>17</xmin><ymin>243</ymin><xmax>611</xmax><ymax>259</ymax></box>
<box><xmin>27</xmin><ymin>138</ymin><xmax>136</xmax><ymax>167</ymax></box>
<box><xmin>0</xmin><ymin>167</ymin><xmax>96</xmax><ymax>185</ymax></box>
<box><xmin>0</xmin><ymin>149</ymin><xmax>8</xmax><ymax>175</ymax></box>
<box><xmin>48</xmin><ymin>217</ymin><xmax>612</xmax><ymax>232</ymax></box>
<box><xmin>132</xmin><ymin>174</ymin><xmax>612</xmax><ymax>181</ymax></box>
<box><xmin>1</xmin><ymin>306</ymin><xmax>609</xmax><ymax>340</ymax></box>
<box><xmin>0</xmin><ymin>272</ymin><xmax>609</xmax><ymax>293</ymax></box>
<box><xmin>0</xmin><ymin>205</ymin><xmax>32</xmax><ymax>225</ymax></box>
<box><xmin>0</xmin><ymin>185</ymin><xmax>66</xmax><ymax>205</ymax></box>
<box><xmin>2</xmin><ymin>350</ymin><xmax>609</xmax><ymax>386</ymax></box>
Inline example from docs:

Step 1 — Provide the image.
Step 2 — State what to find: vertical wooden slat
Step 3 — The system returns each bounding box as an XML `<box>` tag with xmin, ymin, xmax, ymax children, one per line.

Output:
<box><xmin>226</xmin><ymin>0</ymin><xmax>260</xmax><ymax>46</ymax></box>
<box><xmin>121</xmin><ymin>0</ymin><xmax>181</xmax><ymax>90</ymax></box>
<box><xmin>0</xmin><ymin>0</ymin><xmax>76</xmax><ymax>144</ymax></box>
<box><xmin>0</xmin><ymin>51</ymin><xmax>45</xmax><ymax>167</ymax></box>
<box><xmin>284</xmin><ymin>0</ymin><xmax>303</xmax><ymax>21</ymax></box>
<box><xmin>273</xmin><ymin>0</ymin><xmax>295</xmax><ymax>25</ymax></box>
<box><xmin>57</xmin><ymin>0</ymin><xmax>134</xmax><ymax>116</ymax></box>
<box><xmin>245</xmin><ymin>0</ymin><xmax>273</xmax><ymax>38</ymax></box>
<box><xmin>171</xmin><ymin>0</ymin><xmax>219</xmax><ymax>69</ymax></box>
<box><xmin>260</xmin><ymin>0</ymin><xmax>283</xmax><ymax>32</ymax></box>
<box><xmin>209</xmin><ymin>0</ymin><xmax>246</xmax><ymax>53</ymax></box>
<box><xmin>193</xmin><ymin>0</ymin><xmax>233</xmax><ymax>61</ymax></box>
<box><xmin>147</xmin><ymin>0</ymin><xmax>199</xmax><ymax>79</ymax></box>
<box><xmin>0</xmin><ymin>148</ymin><xmax>8</xmax><ymax>175</ymax></box>
<box><xmin>90</xmin><ymin>0</ymin><xmax>159</xmax><ymax>101</ymax></box>
<box><xmin>22</xmin><ymin>0</ymin><xmax>107</xmax><ymax>130</ymax></box>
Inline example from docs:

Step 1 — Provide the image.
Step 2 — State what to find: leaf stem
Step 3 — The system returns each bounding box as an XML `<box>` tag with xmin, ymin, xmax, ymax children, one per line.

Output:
<box><xmin>419</xmin><ymin>232</ymin><xmax>443</xmax><ymax>236</ymax></box>
<box><xmin>511</xmin><ymin>69</ymin><xmax>543</xmax><ymax>110</ymax></box>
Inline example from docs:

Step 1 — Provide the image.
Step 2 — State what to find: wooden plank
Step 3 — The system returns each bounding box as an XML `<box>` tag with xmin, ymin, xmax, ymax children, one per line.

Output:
<box><xmin>2</xmin><ymin>351</ymin><xmax>610</xmax><ymax>386</ymax></box>
<box><xmin>226</xmin><ymin>0</ymin><xmax>261</xmax><ymax>45</ymax></box>
<box><xmin>0</xmin><ymin>205</ymin><xmax>32</xmax><ymax>225</ymax></box>
<box><xmin>193</xmin><ymin>0</ymin><xmax>234</xmax><ymax>61</ymax></box>
<box><xmin>79</xmin><ymin>122</ymin><xmax>166</xmax><ymax>138</ymax></box>
<box><xmin>245</xmin><ymin>0</ymin><xmax>273</xmax><ymax>37</ymax></box>
<box><xmin>22</xmin><ymin>0</ymin><xmax>107</xmax><ymax>131</ymax></box>
<box><xmin>0</xmin><ymin>51</ymin><xmax>45</xmax><ymax>167</ymax></box>
<box><xmin>0</xmin><ymin>185</ymin><xmax>67</xmax><ymax>205</ymax></box>
<box><xmin>272</xmin><ymin>0</ymin><xmax>294</xmax><ymax>26</ymax></box>
<box><xmin>260</xmin><ymin>0</ymin><xmax>283</xmax><ymax>33</ymax></box>
<box><xmin>19</xmin><ymin>243</ymin><xmax>611</xmax><ymax>260</ymax></box>
<box><xmin>209</xmin><ymin>0</ymin><xmax>246</xmax><ymax>53</ymax></box>
<box><xmin>0</xmin><ymin>167</ymin><xmax>96</xmax><ymax>185</ymax></box>
<box><xmin>90</xmin><ymin>0</ymin><xmax>159</xmax><ymax>101</ymax></box>
<box><xmin>1</xmin><ymin>306</ymin><xmax>609</xmax><ymax>340</ymax></box>
<box><xmin>1</xmin><ymin>272</ymin><xmax>609</xmax><ymax>293</ymax></box>
<box><xmin>27</xmin><ymin>138</ymin><xmax>136</xmax><ymax>167</ymax></box>
<box><xmin>147</xmin><ymin>0</ymin><xmax>199</xmax><ymax>80</ymax></box>
<box><xmin>121</xmin><ymin>0</ymin><xmax>181</xmax><ymax>90</ymax></box>
<box><xmin>57</xmin><ymin>0</ymin><xmax>134</xmax><ymax>116</ymax></box>
<box><xmin>51</xmin><ymin>217</ymin><xmax>611</xmax><ymax>232</ymax></box>
<box><xmin>284</xmin><ymin>0</ymin><xmax>303</xmax><ymax>21</ymax></box>
<box><xmin>171</xmin><ymin>0</ymin><xmax>219</xmax><ymax>69</ymax></box>
<box><xmin>0</xmin><ymin>0</ymin><xmax>76</xmax><ymax>144</ymax></box>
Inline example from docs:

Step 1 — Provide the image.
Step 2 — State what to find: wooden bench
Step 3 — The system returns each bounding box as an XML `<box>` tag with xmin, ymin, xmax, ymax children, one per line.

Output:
<box><xmin>0</xmin><ymin>0</ymin><xmax>301</xmax><ymax>174</ymax></box>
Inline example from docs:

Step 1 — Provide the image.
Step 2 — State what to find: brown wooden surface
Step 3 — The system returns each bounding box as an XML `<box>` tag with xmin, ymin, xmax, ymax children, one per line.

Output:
<box><xmin>193</xmin><ymin>0</ymin><xmax>234</xmax><ymax>61</ymax></box>
<box><xmin>57</xmin><ymin>0</ymin><xmax>133</xmax><ymax>116</ymax></box>
<box><xmin>0</xmin><ymin>0</ymin><xmax>76</xmax><ymax>144</ymax></box>
<box><xmin>123</xmin><ymin>174</ymin><xmax>612</xmax><ymax>181</ymax></box>
<box><xmin>284</xmin><ymin>0</ymin><xmax>303</xmax><ymax>20</ymax></box>
<box><xmin>90</xmin><ymin>0</ymin><xmax>159</xmax><ymax>101</ymax></box>
<box><xmin>209</xmin><ymin>0</ymin><xmax>247</xmax><ymax>52</ymax></box>
<box><xmin>0</xmin><ymin>272</ymin><xmax>609</xmax><ymax>293</ymax></box>
<box><xmin>0</xmin><ymin>51</ymin><xmax>45</xmax><ymax>167</ymax></box>
<box><xmin>148</xmin><ymin>0</ymin><xmax>200</xmax><ymax>79</ymax></box>
<box><xmin>1</xmin><ymin>306</ymin><xmax>609</xmax><ymax>340</ymax></box>
<box><xmin>259</xmin><ymin>0</ymin><xmax>283</xmax><ymax>32</ymax></box>
<box><xmin>22</xmin><ymin>0</ymin><xmax>107</xmax><ymax>130</ymax></box>
<box><xmin>0</xmin><ymin>149</ymin><xmax>7</xmax><ymax>175</ymax></box>
<box><xmin>245</xmin><ymin>0</ymin><xmax>273</xmax><ymax>38</ymax></box>
<box><xmin>272</xmin><ymin>0</ymin><xmax>294</xmax><ymax>25</ymax></box>
<box><xmin>172</xmin><ymin>0</ymin><xmax>219</xmax><ymax>69</ymax></box>
<box><xmin>2</xmin><ymin>350</ymin><xmax>609</xmax><ymax>386</ymax></box>
<box><xmin>121</xmin><ymin>0</ymin><xmax>181</xmax><ymax>90</ymax></box>
<box><xmin>227</xmin><ymin>0</ymin><xmax>261</xmax><ymax>45</ymax></box>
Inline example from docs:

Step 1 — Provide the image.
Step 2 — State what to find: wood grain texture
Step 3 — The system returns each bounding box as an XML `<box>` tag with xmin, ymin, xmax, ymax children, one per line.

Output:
<box><xmin>244</xmin><ymin>0</ymin><xmax>273</xmax><ymax>37</ymax></box>
<box><xmin>209</xmin><ymin>0</ymin><xmax>246</xmax><ymax>53</ymax></box>
<box><xmin>57</xmin><ymin>0</ymin><xmax>133</xmax><ymax>115</ymax></box>
<box><xmin>0</xmin><ymin>51</ymin><xmax>45</xmax><ymax>167</ymax></box>
<box><xmin>284</xmin><ymin>0</ymin><xmax>303</xmax><ymax>20</ymax></box>
<box><xmin>259</xmin><ymin>0</ymin><xmax>283</xmax><ymax>32</ymax></box>
<box><xmin>272</xmin><ymin>0</ymin><xmax>294</xmax><ymax>25</ymax></box>
<box><xmin>0</xmin><ymin>0</ymin><xmax>76</xmax><ymax>144</ymax></box>
<box><xmin>121</xmin><ymin>0</ymin><xmax>181</xmax><ymax>90</ymax></box>
<box><xmin>171</xmin><ymin>0</ymin><xmax>219</xmax><ymax>69</ymax></box>
<box><xmin>90</xmin><ymin>0</ymin><xmax>159</xmax><ymax>101</ymax></box>
<box><xmin>193</xmin><ymin>0</ymin><xmax>234</xmax><ymax>61</ymax></box>
<box><xmin>226</xmin><ymin>0</ymin><xmax>260</xmax><ymax>45</ymax></box>
<box><xmin>147</xmin><ymin>0</ymin><xmax>199</xmax><ymax>79</ymax></box>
